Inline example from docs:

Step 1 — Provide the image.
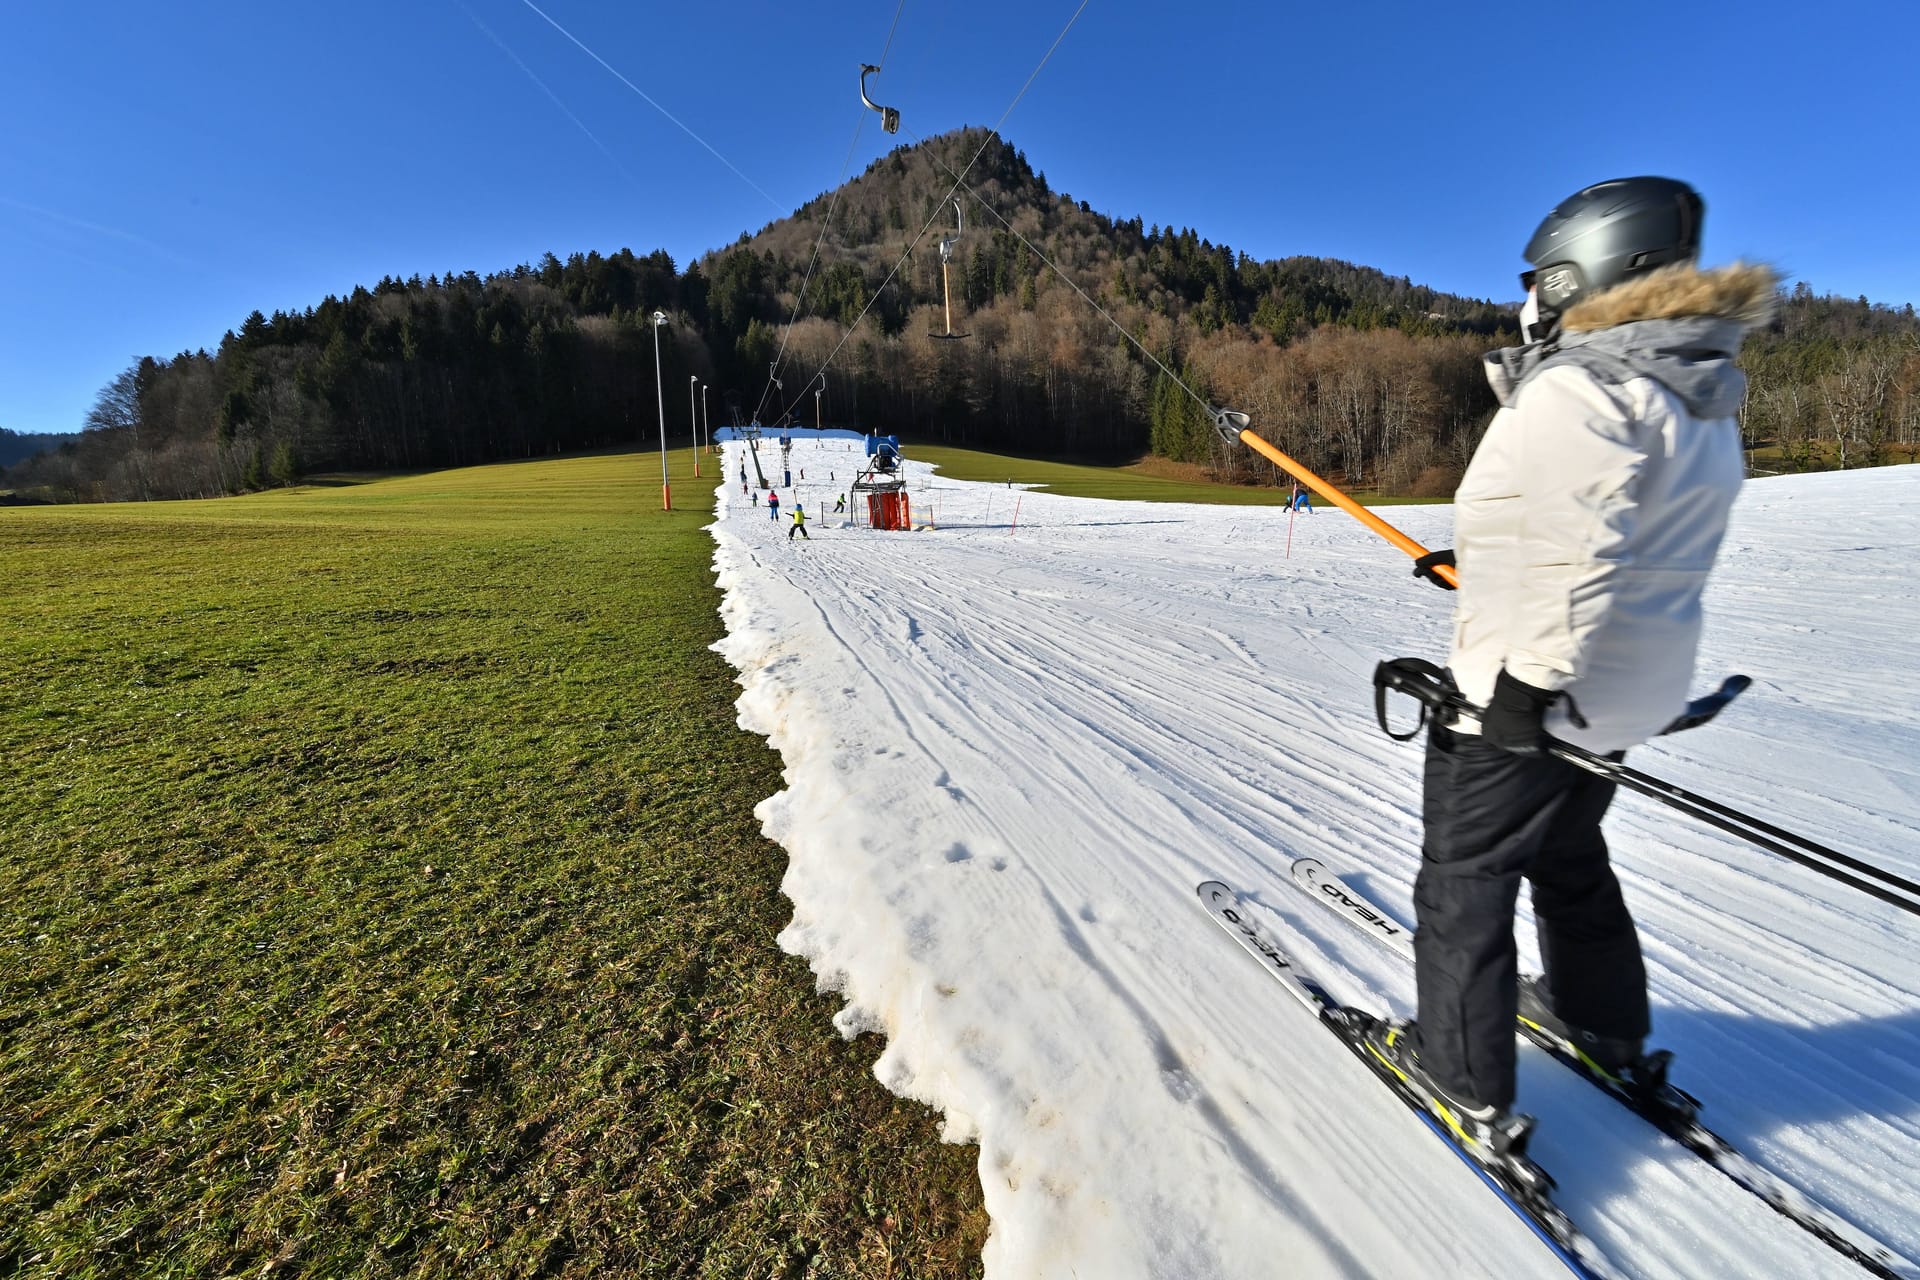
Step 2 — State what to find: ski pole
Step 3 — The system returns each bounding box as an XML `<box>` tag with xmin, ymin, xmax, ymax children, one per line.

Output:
<box><xmin>1549</xmin><ymin>749</ymin><xmax>1920</xmax><ymax>917</ymax></box>
<box><xmin>1372</xmin><ymin>659</ymin><xmax>1920</xmax><ymax>919</ymax></box>
<box><xmin>1212</xmin><ymin>409</ymin><xmax>1457</xmax><ymax>587</ymax></box>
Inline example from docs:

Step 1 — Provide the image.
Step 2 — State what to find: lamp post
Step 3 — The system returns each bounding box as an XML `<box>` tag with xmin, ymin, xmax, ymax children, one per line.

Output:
<box><xmin>700</xmin><ymin>383</ymin><xmax>710</xmax><ymax>458</ymax></box>
<box><xmin>689</xmin><ymin>375</ymin><xmax>701</xmax><ymax>478</ymax></box>
<box><xmin>650</xmin><ymin>310</ymin><xmax>670</xmax><ymax>510</ymax></box>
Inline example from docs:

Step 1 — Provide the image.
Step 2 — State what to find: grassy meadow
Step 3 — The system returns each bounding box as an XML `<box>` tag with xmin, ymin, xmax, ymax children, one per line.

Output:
<box><xmin>907</xmin><ymin>443</ymin><xmax>1436</xmax><ymax>506</ymax></box>
<box><xmin>0</xmin><ymin>447</ymin><xmax>985</xmax><ymax>1278</ymax></box>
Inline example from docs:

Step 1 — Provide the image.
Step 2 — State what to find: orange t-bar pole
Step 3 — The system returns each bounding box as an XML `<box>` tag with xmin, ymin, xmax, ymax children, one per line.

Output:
<box><xmin>1215</xmin><ymin>410</ymin><xmax>1458</xmax><ymax>589</ymax></box>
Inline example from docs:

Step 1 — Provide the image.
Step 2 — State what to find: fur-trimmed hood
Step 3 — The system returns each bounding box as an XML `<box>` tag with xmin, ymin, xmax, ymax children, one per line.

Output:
<box><xmin>1561</xmin><ymin>261</ymin><xmax>1781</xmax><ymax>334</ymax></box>
<box><xmin>1486</xmin><ymin>262</ymin><xmax>1782</xmax><ymax>418</ymax></box>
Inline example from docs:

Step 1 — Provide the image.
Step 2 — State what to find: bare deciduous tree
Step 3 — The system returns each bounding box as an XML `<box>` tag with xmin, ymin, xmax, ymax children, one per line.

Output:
<box><xmin>1818</xmin><ymin>345</ymin><xmax>1897</xmax><ymax>469</ymax></box>
<box><xmin>83</xmin><ymin>367</ymin><xmax>150</xmax><ymax>499</ymax></box>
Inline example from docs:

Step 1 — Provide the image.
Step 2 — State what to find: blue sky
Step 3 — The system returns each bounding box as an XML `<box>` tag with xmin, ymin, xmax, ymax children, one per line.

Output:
<box><xmin>4</xmin><ymin>0</ymin><xmax>1914</xmax><ymax>435</ymax></box>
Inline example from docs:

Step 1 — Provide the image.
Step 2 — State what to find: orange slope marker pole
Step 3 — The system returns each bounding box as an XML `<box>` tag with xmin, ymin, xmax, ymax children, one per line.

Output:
<box><xmin>1213</xmin><ymin>409</ymin><xmax>1458</xmax><ymax>589</ymax></box>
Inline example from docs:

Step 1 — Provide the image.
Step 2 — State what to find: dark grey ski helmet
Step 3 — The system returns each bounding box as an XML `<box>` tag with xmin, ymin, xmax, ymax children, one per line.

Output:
<box><xmin>1522</xmin><ymin>177</ymin><xmax>1704</xmax><ymax>318</ymax></box>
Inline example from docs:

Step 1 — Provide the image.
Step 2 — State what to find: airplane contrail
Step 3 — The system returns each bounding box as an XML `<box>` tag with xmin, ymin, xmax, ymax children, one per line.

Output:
<box><xmin>0</xmin><ymin>196</ymin><xmax>202</xmax><ymax>270</ymax></box>
<box><xmin>517</xmin><ymin>0</ymin><xmax>785</xmax><ymax>212</ymax></box>
<box><xmin>457</xmin><ymin>0</ymin><xmax>649</xmax><ymax>196</ymax></box>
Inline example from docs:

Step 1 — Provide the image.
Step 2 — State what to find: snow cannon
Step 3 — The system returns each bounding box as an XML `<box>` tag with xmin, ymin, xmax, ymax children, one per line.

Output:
<box><xmin>866</xmin><ymin>434</ymin><xmax>901</xmax><ymax>473</ymax></box>
<box><xmin>851</xmin><ymin>433</ymin><xmax>909</xmax><ymax>530</ymax></box>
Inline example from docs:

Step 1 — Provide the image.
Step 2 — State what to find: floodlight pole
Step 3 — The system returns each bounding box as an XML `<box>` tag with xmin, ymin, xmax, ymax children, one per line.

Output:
<box><xmin>700</xmin><ymin>384</ymin><xmax>710</xmax><ymax>457</ymax></box>
<box><xmin>689</xmin><ymin>375</ymin><xmax>701</xmax><ymax>478</ymax></box>
<box><xmin>651</xmin><ymin>311</ymin><xmax>671</xmax><ymax>510</ymax></box>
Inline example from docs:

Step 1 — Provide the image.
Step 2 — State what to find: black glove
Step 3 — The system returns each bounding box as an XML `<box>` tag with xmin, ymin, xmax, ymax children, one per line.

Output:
<box><xmin>1481</xmin><ymin>668</ymin><xmax>1556</xmax><ymax>756</ymax></box>
<box><xmin>1413</xmin><ymin>548</ymin><xmax>1456</xmax><ymax>591</ymax></box>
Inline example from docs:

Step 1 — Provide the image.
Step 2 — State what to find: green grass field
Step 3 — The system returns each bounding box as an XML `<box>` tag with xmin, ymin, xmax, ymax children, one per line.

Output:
<box><xmin>0</xmin><ymin>447</ymin><xmax>985</xmax><ymax>1279</ymax></box>
<box><xmin>906</xmin><ymin>443</ymin><xmax>1437</xmax><ymax>506</ymax></box>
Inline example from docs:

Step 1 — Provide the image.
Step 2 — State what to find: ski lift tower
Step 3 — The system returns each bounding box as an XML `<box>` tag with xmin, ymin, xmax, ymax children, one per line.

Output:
<box><xmin>780</xmin><ymin>431</ymin><xmax>794</xmax><ymax>488</ymax></box>
<box><xmin>741</xmin><ymin>418</ymin><xmax>770</xmax><ymax>490</ymax></box>
<box><xmin>851</xmin><ymin>432</ymin><xmax>910</xmax><ymax>530</ymax></box>
<box><xmin>931</xmin><ymin>200</ymin><xmax>970</xmax><ymax>341</ymax></box>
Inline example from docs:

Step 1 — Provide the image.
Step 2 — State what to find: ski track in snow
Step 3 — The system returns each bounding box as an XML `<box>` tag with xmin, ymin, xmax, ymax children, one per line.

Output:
<box><xmin>710</xmin><ymin>435</ymin><xmax>1920</xmax><ymax>1280</ymax></box>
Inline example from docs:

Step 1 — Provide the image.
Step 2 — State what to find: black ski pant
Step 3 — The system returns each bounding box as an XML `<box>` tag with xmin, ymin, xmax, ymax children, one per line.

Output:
<box><xmin>1413</xmin><ymin>723</ymin><xmax>1649</xmax><ymax>1109</ymax></box>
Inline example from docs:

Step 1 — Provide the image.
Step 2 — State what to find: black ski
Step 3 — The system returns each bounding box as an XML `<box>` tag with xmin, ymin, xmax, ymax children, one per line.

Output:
<box><xmin>1196</xmin><ymin>880</ymin><xmax>1623</xmax><ymax>1279</ymax></box>
<box><xmin>1288</xmin><ymin>856</ymin><xmax>1917</xmax><ymax>1280</ymax></box>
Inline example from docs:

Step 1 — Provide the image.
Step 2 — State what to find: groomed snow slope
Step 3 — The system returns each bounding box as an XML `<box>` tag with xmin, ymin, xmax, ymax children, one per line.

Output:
<box><xmin>710</xmin><ymin>437</ymin><xmax>1919</xmax><ymax>1279</ymax></box>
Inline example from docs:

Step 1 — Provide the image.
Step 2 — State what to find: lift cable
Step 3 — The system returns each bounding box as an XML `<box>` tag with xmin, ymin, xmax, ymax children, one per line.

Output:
<box><xmin>895</xmin><ymin>122</ymin><xmax>1458</xmax><ymax>582</ymax></box>
<box><xmin>746</xmin><ymin>111</ymin><xmax>872</xmax><ymax>426</ymax></box>
<box><xmin>747</xmin><ymin>0</ymin><xmax>914</xmax><ymax>426</ymax></box>
<box><xmin>876</xmin><ymin>0</ymin><xmax>910</xmax><ymax>70</ymax></box>
<box><xmin>903</xmin><ymin>124</ymin><xmax>1205</xmax><ymax>409</ymax></box>
<box><xmin>771</xmin><ymin>0</ymin><xmax>1091</xmax><ymax>425</ymax></box>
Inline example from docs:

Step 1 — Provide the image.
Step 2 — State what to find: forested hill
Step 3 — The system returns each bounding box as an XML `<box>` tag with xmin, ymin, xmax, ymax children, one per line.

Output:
<box><xmin>0</xmin><ymin>428</ymin><xmax>80</xmax><ymax>469</ymax></box>
<box><xmin>705</xmin><ymin>129</ymin><xmax>1517</xmax><ymax>483</ymax></box>
<box><xmin>10</xmin><ymin>129</ymin><xmax>1919</xmax><ymax>503</ymax></box>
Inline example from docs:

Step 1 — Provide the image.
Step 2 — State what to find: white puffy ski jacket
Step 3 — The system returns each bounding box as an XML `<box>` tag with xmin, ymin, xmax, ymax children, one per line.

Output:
<box><xmin>1449</xmin><ymin>263</ymin><xmax>1779</xmax><ymax>753</ymax></box>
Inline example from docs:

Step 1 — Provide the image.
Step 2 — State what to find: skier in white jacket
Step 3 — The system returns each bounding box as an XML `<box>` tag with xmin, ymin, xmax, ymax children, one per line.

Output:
<box><xmin>1365</xmin><ymin>177</ymin><xmax>1780</xmax><ymax>1157</ymax></box>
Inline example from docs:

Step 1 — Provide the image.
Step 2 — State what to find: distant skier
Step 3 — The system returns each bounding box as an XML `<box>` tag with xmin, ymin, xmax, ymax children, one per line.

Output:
<box><xmin>789</xmin><ymin>504</ymin><xmax>809</xmax><ymax>541</ymax></box>
<box><xmin>833</xmin><ymin>494</ymin><xmax>846</xmax><ymax>514</ymax></box>
<box><xmin>1368</xmin><ymin>177</ymin><xmax>1775</xmax><ymax>1160</ymax></box>
<box><xmin>768</xmin><ymin>490</ymin><xmax>780</xmax><ymax>522</ymax></box>
<box><xmin>1290</xmin><ymin>483</ymin><xmax>1313</xmax><ymax>514</ymax></box>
